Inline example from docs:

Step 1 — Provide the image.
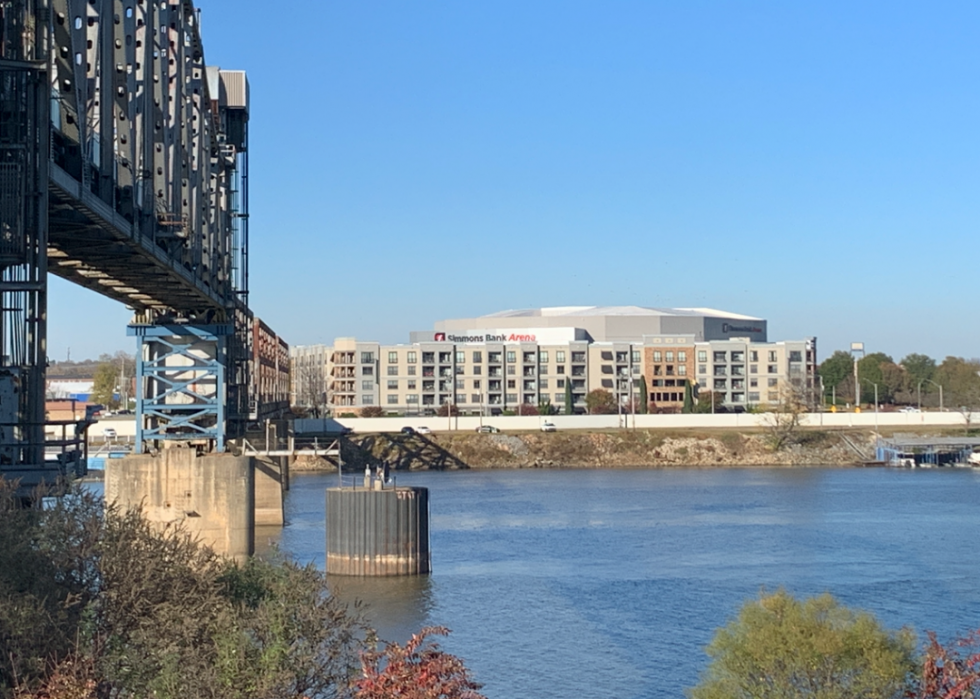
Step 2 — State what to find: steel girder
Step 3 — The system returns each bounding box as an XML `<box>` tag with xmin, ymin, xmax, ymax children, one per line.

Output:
<box><xmin>129</xmin><ymin>323</ymin><xmax>232</xmax><ymax>452</ymax></box>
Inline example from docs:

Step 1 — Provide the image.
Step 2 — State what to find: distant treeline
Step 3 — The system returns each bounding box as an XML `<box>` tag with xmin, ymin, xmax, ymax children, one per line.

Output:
<box><xmin>818</xmin><ymin>351</ymin><xmax>980</xmax><ymax>408</ymax></box>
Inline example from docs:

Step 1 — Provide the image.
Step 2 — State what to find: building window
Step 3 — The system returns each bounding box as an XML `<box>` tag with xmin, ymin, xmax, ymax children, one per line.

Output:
<box><xmin>540</xmin><ymin>379</ymin><xmax>549</xmax><ymax>389</ymax></box>
<box><xmin>768</xmin><ymin>378</ymin><xmax>778</xmax><ymax>387</ymax></box>
<box><xmin>439</xmin><ymin>352</ymin><xmax>452</xmax><ymax>363</ymax></box>
<box><xmin>750</xmin><ymin>365</ymin><xmax>758</xmax><ymax>374</ymax></box>
<box><xmin>768</xmin><ymin>391</ymin><xmax>778</xmax><ymax>401</ymax></box>
<box><xmin>631</xmin><ymin>350</ymin><xmax>641</xmax><ymax>363</ymax></box>
<box><xmin>507</xmin><ymin>379</ymin><xmax>516</xmax><ymax>389</ymax></box>
<box><xmin>714</xmin><ymin>379</ymin><xmax>726</xmax><ymax>390</ymax></box>
<box><xmin>678</xmin><ymin>365</ymin><xmax>687</xmax><ymax>376</ymax></box>
<box><xmin>750</xmin><ymin>379</ymin><xmax>758</xmax><ymax>388</ymax></box>
<box><xmin>698</xmin><ymin>351</ymin><xmax>707</xmax><ymax>362</ymax></box>
<box><xmin>506</xmin><ymin>351</ymin><xmax>516</xmax><ymax>363</ymax></box>
<box><xmin>768</xmin><ymin>365</ymin><xmax>778</xmax><ymax>374</ymax></box>
<box><xmin>698</xmin><ymin>365</ymin><xmax>707</xmax><ymax>375</ymax></box>
<box><xmin>407</xmin><ymin>351</ymin><xmax>417</xmax><ymax>363</ymax></box>
<box><xmin>556</xmin><ymin>351</ymin><xmax>566</xmax><ymax>363</ymax></box>
<box><xmin>731</xmin><ymin>392</ymin><xmax>744</xmax><ymax>403</ymax></box>
<box><xmin>507</xmin><ymin>365</ymin><xmax>516</xmax><ymax>375</ymax></box>
<box><xmin>361</xmin><ymin>366</ymin><xmax>373</xmax><ymax>376</ymax></box>
<box><xmin>539</xmin><ymin>365</ymin><xmax>548</xmax><ymax>375</ymax></box>
<box><xmin>750</xmin><ymin>351</ymin><xmax>758</xmax><ymax>362</ymax></box>
<box><xmin>601</xmin><ymin>351</ymin><xmax>613</xmax><ymax>361</ymax></box>
<box><xmin>470</xmin><ymin>394</ymin><xmax>480</xmax><ymax>404</ymax></box>
<box><xmin>540</xmin><ymin>351</ymin><xmax>549</xmax><ymax>362</ymax></box>
<box><xmin>473</xmin><ymin>380</ymin><xmax>481</xmax><ymax>389</ymax></box>
<box><xmin>473</xmin><ymin>351</ymin><xmax>482</xmax><ymax>363</ymax></box>
<box><xmin>407</xmin><ymin>366</ymin><xmax>417</xmax><ymax>376</ymax></box>
<box><xmin>473</xmin><ymin>365</ymin><xmax>482</xmax><ymax>375</ymax></box>
<box><xmin>653</xmin><ymin>351</ymin><xmax>662</xmax><ymax>362</ymax></box>
<box><xmin>361</xmin><ymin>352</ymin><xmax>374</xmax><ymax>363</ymax></box>
<box><xmin>678</xmin><ymin>351</ymin><xmax>686</xmax><ymax>362</ymax></box>
<box><xmin>387</xmin><ymin>380</ymin><xmax>398</xmax><ymax>389</ymax></box>
<box><xmin>456</xmin><ymin>379</ymin><xmax>465</xmax><ymax>389</ymax></box>
<box><xmin>387</xmin><ymin>366</ymin><xmax>398</xmax><ymax>376</ymax></box>
<box><xmin>748</xmin><ymin>392</ymin><xmax>760</xmax><ymax>402</ymax></box>
<box><xmin>506</xmin><ymin>394</ymin><xmax>518</xmax><ymax>403</ymax></box>
<box><xmin>666</xmin><ymin>351</ymin><xmax>674</xmax><ymax>362</ymax></box>
<box><xmin>422</xmin><ymin>352</ymin><xmax>434</xmax><ymax>363</ymax></box>
<box><xmin>714</xmin><ymin>365</ymin><xmax>727</xmax><ymax>376</ymax></box>
<box><xmin>523</xmin><ymin>352</ymin><xmax>535</xmax><ymax>363</ymax></box>
<box><xmin>406</xmin><ymin>394</ymin><xmax>418</xmax><ymax>404</ymax></box>
<box><xmin>488</xmin><ymin>352</ymin><xmax>501</xmax><ymax>363</ymax></box>
<box><xmin>572</xmin><ymin>352</ymin><xmax>586</xmax><ymax>362</ymax></box>
<box><xmin>768</xmin><ymin>351</ymin><xmax>777</xmax><ymax>362</ymax></box>
<box><xmin>602</xmin><ymin>365</ymin><xmax>615</xmax><ymax>375</ymax></box>
<box><xmin>557</xmin><ymin>365</ymin><xmax>565</xmax><ymax>374</ymax></box>
<box><xmin>362</xmin><ymin>380</ymin><xmax>374</xmax><ymax>390</ymax></box>
<box><xmin>388</xmin><ymin>351</ymin><xmax>398</xmax><ymax>363</ymax></box>
<box><xmin>713</xmin><ymin>351</ymin><xmax>726</xmax><ymax>362</ymax></box>
<box><xmin>407</xmin><ymin>380</ymin><xmax>416</xmax><ymax>389</ymax></box>
<box><xmin>387</xmin><ymin>395</ymin><xmax>399</xmax><ymax>405</ymax></box>
<box><xmin>362</xmin><ymin>395</ymin><xmax>374</xmax><ymax>405</ymax></box>
<box><xmin>731</xmin><ymin>351</ymin><xmax>744</xmax><ymax>362</ymax></box>
<box><xmin>789</xmin><ymin>350</ymin><xmax>803</xmax><ymax>362</ymax></box>
<box><xmin>556</xmin><ymin>379</ymin><xmax>565</xmax><ymax>388</ymax></box>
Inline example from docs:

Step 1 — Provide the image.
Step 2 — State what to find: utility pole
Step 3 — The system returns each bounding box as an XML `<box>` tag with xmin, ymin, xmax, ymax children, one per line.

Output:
<box><xmin>850</xmin><ymin>342</ymin><xmax>865</xmax><ymax>408</ymax></box>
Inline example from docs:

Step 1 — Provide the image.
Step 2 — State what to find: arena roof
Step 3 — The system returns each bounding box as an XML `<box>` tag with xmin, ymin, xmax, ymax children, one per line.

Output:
<box><xmin>479</xmin><ymin>306</ymin><xmax>762</xmax><ymax>321</ymax></box>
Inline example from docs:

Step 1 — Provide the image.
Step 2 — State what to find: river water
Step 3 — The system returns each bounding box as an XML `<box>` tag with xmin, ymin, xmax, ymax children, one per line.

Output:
<box><xmin>263</xmin><ymin>467</ymin><xmax>980</xmax><ymax>699</ymax></box>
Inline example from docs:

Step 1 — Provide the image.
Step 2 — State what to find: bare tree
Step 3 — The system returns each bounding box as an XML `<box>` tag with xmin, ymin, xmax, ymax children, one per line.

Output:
<box><xmin>761</xmin><ymin>383</ymin><xmax>809</xmax><ymax>451</ymax></box>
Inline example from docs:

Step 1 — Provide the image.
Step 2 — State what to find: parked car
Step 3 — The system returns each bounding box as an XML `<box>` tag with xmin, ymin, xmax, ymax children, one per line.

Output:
<box><xmin>401</xmin><ymin>426</ymin><xmax>416</xmax><ymax>434</ymax></box>
<box><xmin>416</xmin><ymin>426</ymin><xmax>432</xmax><ymax>435</ymax></box>
<box><xmin>899</xmin><ymin>406</ymin><xmax>921</xmax><ymax>413</ymax></box>
<box><xmin>475</xmin><ymin>425</ymin><xmax>499</xmax><ymax>433</ymax></box>
<box><xmin>103</xmin><ymin>427</ymin><xmax>117</xmax><ymax>439</ymax></box>
<box><xmin>540</xmin><ymin>422</ymin><xmax>557</xmax><ymax>432</ymax></box>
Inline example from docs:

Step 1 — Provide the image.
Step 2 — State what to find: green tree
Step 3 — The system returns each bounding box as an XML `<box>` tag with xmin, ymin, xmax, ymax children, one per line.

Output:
<box><xmin>934</xmin><ymin>357</ymin><xmax>980</xmax><ymax>426</ymax></box>
<box><xmin>689</xmin><ymin>590</ymin><xmax>916</xmax><ymax>699</ymax></box>
<box><xmin>693</xmin><ymin>389</ymin><xmax>723</xmax><ymax>414</ymax></box>
<box><xmin>585</xmin><ymin>389</ymin><xmax>616</xmax><ymax>415</ymax></box>
<box><xmin>900</xmin><ymin>353</ymin><xmax>937</xmax><ymax>389</ymax></box>
<box><xmin>818</xmin><ymin>351</ymin><xmax>854</xmax><ymax>400</ymax></box>
<box><xmin>563</xmin><ymin>381</ymin><xmax>573</xmax><ymax>415</ymax></box>
<box><xmin>638</xmin><ymin>377</ymin><xmax>649</xmax><ymax>414</ymax></box>
<box><xmin>682</xmin><ymin>380</ymin><xmax>694</xmax><ymax>414</ymax></box>
<box><xmin>857</xmin><ymin>352</ymin><xmax>898</xmax><ymax>404</ymax></box>
<box><xmin>537</xmin><ymin>398</ymin><xmax>557</xmax><ymax>416</ymax></box>
<box><xmin>91</xmin><ymin>362</ymin><xmax>120</xmax><ymax>409</ymax></box>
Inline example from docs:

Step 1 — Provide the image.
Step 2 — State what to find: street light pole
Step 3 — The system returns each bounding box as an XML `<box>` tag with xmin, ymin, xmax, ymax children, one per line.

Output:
<box><xmin>861</xmin><ymin>378</ymin><xmax>879</xmax><ymax>436</ymax></box>
<box><xmin>920</xmin><ymin>379</ymin><xmax>944</xmax><ymax>412</ymax></box>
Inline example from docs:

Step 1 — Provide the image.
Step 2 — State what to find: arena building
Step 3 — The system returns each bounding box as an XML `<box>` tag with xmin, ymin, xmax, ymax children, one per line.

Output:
<box><xmin>425</xmin><ymin>306</ymin><xmax>768</xmax><ymax>344</ymax></box>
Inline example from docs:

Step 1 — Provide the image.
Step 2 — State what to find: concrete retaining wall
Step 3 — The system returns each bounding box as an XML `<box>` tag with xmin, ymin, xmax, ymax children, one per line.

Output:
<box><xmin>335</xmin><ymin>411</ymin><xmax>979</xmax><ymax>434</ymax></box>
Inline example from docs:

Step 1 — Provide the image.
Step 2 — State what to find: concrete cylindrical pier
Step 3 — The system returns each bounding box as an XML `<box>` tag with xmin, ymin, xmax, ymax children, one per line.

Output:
<box><xmin>326</xmin><ymin>486</ymin><xmax>430</xmax><ymax>576</ymax></box>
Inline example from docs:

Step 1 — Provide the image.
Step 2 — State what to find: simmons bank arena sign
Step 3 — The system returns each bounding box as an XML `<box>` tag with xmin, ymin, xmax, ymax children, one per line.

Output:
<box><xmin>721</xmin><ymin>322</ymin><xmax>764</xmax><ymax>334</ymax></box>
<box><xmin>433</xmin><ymin>328</ymin><xmax>579</xmax><ymax>344</ymax></box>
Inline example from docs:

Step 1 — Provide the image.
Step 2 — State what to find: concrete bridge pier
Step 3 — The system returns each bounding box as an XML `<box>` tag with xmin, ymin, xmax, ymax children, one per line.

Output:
<box><xmin>105</xmin><ymin>448</ymin><xmax>267</xmax><ymax>561</ymax></box>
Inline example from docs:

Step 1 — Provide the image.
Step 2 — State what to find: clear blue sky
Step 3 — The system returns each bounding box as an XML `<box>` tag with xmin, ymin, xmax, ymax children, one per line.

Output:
<box><xmin>50</xmin><ymin>0</ymin><xmax>979</xmax><ymax>363</ymax></box>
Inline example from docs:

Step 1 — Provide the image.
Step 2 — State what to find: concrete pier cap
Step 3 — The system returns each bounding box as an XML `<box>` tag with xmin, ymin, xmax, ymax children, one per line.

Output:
<box><xmin>326</xmin><ymin>484</ymin><xmax>431</xmax><ymax>576</ymax></box>
<box><xmin>105</xmin><ymin>447</ymin><xmax>256</xmax><ymax>561</ymax></box>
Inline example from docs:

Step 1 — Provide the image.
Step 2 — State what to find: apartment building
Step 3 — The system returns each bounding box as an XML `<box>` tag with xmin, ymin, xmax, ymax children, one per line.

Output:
<box><xmin>643</xmin><ymin>335</ymin><xmax>697</xmax><ymax>411</ymax></box>
<box><xmin>694</xmin><ymin>337</ymin><xmax>818</xmax><ymax>408</ymax></box>
<box><xmin>289</xmin><ymin>307</ymin><xmax>817</xmax><ymax>415</ymax></box>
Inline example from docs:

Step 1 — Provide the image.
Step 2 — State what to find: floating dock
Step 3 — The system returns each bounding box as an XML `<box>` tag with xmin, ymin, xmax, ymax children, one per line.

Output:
<box><xmin>877</xmin><ymin>436</ymin><xmax>980</xmax><ymax>467</ymax></box>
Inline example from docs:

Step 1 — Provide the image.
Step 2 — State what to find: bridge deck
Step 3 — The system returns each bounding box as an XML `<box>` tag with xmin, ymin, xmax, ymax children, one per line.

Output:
<box><xmin>48</xmin><ymin>164</ymin><xmax>228</xmax><ymax>313</ymax></box>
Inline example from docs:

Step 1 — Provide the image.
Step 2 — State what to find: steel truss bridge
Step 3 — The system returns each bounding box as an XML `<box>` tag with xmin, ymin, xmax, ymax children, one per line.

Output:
<box><xmin>1</xmin><ymin>0</ymin><xmax>253</xmax><ymax>487</ymax></box>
